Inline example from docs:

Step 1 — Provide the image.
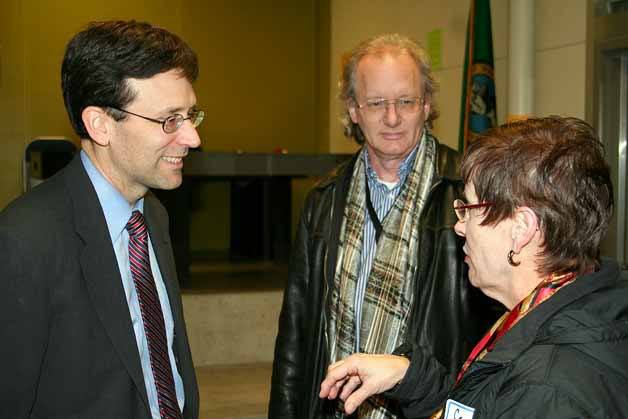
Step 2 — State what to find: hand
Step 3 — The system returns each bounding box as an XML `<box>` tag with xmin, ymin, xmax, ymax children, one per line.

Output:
<box><xmin>319</xmin><ymin>353</ymin><xmax>410</xmax><ymax>414</ymax></box>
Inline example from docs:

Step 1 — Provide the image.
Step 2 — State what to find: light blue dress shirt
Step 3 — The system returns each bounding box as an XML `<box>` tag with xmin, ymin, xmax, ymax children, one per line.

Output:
<box><xmin>81</xmin><ymin>151</ymin><xmax>185</xmax><ymax>419</ymax></box>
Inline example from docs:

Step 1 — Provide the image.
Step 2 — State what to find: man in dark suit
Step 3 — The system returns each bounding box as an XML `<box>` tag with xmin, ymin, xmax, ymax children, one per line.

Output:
<box><xmin>0</xmin><ymin>21</ymin><xmax>203</xmax><ymax>419</ymax></box>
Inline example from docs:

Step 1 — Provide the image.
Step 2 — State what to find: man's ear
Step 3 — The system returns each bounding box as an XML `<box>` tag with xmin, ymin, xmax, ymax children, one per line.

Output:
<box><xmin>81</xmin><ymin>106</ymin><xmax>112</xmax><ymax>146</ymax></box>
<box><xmin>347</xmin><ymin>100</ymin><xmax>359</xmax><ymax>123</ymax></box>
<box><xmin>511</xmin><ymin>206</ymin><xmax>539</xmax><ymax>253</ymax></box>
<box><xmin>422</xmin><ymin>97</ymin><xmax>431</xmax><ymax>121</ymax></box>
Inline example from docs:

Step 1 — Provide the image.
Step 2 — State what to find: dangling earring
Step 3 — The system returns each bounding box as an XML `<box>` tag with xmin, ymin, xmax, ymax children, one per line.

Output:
<box><xmin>507</xmin><ymin>250</ymin><xmax>520</xmax><ymax>267</ymax></box>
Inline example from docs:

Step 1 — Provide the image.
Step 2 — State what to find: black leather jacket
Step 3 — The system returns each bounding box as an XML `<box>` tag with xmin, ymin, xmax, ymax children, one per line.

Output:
<box><xmin>269</xmin><ymin>140</ymin><xmax>497</xmax><ymax>419</ymax></box>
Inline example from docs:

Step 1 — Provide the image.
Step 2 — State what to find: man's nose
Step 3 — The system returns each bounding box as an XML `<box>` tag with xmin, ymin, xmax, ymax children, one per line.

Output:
<box><xmin>383</xmin><ymin>101</ymin><xmax>401</xmax><ymax>126</ymax></box>
<box><xmin>177</xmin><ymin>119</ymin><xmax>201</xmax><ymax>149</ymax></box>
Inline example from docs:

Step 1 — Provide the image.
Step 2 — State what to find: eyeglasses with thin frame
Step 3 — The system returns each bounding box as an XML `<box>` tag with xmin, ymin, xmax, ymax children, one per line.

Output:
<box><xmin>109</xmin><ymin>106</ymin><xmax>205</xmax><ymax>134</ymax></box>
<box><xmin>453</xmin><ymin>199</ymin><xmax>494</xmax><ymax>222</ymax></box>
<box><xmin>355</xmin><ymin>97</ymin><xmax>424</xmax><ymax>118</ymax></box>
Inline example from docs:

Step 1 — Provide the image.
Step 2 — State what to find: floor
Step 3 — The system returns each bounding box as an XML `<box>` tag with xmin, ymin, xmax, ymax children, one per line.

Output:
<box><xmin>197</xmin><ymin>363</ymin><xmax>273</xmax><ymax>419</ymax></box>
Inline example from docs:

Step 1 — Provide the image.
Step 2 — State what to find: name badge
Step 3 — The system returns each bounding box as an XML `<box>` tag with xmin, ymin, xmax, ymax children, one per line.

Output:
<box><xmin>444</xmin><ymin>399</ymin><xmax>475</xmax><ymax>419</ymax></box>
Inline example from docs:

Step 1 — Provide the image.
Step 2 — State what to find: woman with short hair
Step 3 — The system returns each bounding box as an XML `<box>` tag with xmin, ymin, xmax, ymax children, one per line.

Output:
<box><xmin>319</xmin><ymin>116</ymin><xmax>628</xmax><ymax>418</ymax></box>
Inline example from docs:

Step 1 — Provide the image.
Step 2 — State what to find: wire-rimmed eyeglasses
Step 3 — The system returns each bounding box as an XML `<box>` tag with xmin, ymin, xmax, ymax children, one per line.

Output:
<box><xmin>109</xmin><ymin>106</ymin><xmax>205</xmax><ymax>134</ymax></box>
<box><xmin>355</xmin><ymin>97</ymin><xmax>424</xmax><ymax>118</ymax></box>
<box><xmin>453</xmin><ymin>199</ymin><xmax>494</xmax><ymax>222</ymax></box>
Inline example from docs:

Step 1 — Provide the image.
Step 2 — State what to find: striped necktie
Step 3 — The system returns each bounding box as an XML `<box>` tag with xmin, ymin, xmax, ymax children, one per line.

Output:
<box><xmin>126</xmin><ymin>210</ymin><xmax>183</xmax><ymax>419</ymax></box>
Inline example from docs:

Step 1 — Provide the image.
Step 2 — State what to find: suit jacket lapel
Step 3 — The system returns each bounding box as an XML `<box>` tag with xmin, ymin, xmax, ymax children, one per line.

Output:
<box><xmin>144</xmin><ymin>193</ymin><xmax>199</xmax><ymax>418</ymax></box>
<box><xmin>143</xmin><ymin>194</ymin><xmax>184</xmax><ymax>350</ymax></box>
<box><xmin>63</xmin><ymin>156</ymin><xmax>150</xmax><ymax>411</ymax></box>
<box><xmin>143</xmin><ymin>195</ymin><xmax>180</xmax><ymax>316</ymax></box>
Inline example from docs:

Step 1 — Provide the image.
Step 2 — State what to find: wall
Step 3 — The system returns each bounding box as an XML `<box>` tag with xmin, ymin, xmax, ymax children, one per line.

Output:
<box><xmin>183</xmin><ymin>289</ymin><xmax>283</xmax><ymax>366</ymax></box>
<box><xmin>178</xmin><ymin>0</ymin><xmax>324</xmax><ymax>253</ymax></box>
<box><xmin>180</xmin><ymin>0</ymin><xmax>320</xmax><ymax>153</ymax></box>
<box><xmin>0</xmin><ymin>0</ymin><xmax>322</xmax><ymax>209</ymax></box>
<box><xmin>327</xmin><ymin>0</ymin><xmax>588</xmax><ymax>153</ymax></box>
<box><xmin>0</xmin><ymin>1</ymin><xmax>26</xmax><ymax>205</ymax></box>
<box><xmin>535</xmin><ymin>0</ymin><xmax>587</xmax><ymax>117</ymax></box>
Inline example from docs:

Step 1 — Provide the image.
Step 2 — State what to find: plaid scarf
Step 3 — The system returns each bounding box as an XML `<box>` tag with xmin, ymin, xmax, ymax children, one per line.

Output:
<box><xmin>328</xmin><ymin>133</ymin><xmax>437</xmax><ymax>419</ymax></box>
<box><xmin>431</xmin><ymin>271</ymin><xmax>578</xmax><ymax>419</ymax></box>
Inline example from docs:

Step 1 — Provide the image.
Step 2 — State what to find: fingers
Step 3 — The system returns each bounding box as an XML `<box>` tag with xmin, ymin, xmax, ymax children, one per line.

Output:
<box><xmin>321</xmin><ymin>373</ymin><xmax>368</xmax><ymax>415</ymax></box>
<box><xmin>338</xmin><ymin>375</ymin><xmax>362</xmax><ymax>401</ymax></box>
<box><xmin>321</xmin><ymin>375</ymin><xmax>348</xmax><ymax>399</ymax></box>
<box><xmin>320</xmin><ymin>366</ymin><xmax>349</xmax><ymax>398</ymax></box>
<box><xmin>318</xmin><ymin>378</ymin><xmax>334</xmax><ymax>398</ymax></box>
<box><xmin>343</xmin><ymin>385</ymin><xmax>374</xmax><ymax>415</ymax></box>
<box><xmin>319</xmin><ymin>357</ymin><xmax>357</xmax><ymax>398</ymax></box>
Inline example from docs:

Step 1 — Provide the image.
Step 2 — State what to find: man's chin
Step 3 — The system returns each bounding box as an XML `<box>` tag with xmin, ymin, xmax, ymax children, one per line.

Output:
<box><xmin>152</xmin><ymin>175</ymin><xmax>183</xmax><ymax>191</ymax></box>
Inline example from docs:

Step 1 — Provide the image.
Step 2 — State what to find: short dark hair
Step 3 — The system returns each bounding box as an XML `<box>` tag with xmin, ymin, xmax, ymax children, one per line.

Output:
<box><xmin>460</xmin><ymin>116</ymin><xmax>614</xmax><ymax>275</ymax></box>
<box><xmin>61</xmin><ymin>20</ymin><xmax>199</xmax><ymax>138</ymax></box>
<box><xmin>339</xmin><ymin>33</ymin><xmax>439</xmax><ymax>144</ymax></box>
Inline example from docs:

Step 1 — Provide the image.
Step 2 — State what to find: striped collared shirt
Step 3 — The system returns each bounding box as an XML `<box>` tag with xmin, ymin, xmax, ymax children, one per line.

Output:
<box><xmin>354</xmin><ymin>145</ymin><xmax>419</xmax><ymax>351</ymax></box>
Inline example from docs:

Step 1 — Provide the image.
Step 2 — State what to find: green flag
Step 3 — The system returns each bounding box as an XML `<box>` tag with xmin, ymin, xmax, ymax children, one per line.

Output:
<box><xmin>459</xmin><ymin>0</ymin><xmax>497</xmax><ymax>152</ymax></box>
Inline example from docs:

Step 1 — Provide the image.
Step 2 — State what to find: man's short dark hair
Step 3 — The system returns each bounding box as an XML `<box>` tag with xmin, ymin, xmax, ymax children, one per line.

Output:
<box><xmin>461</xmin><ymin>116</ymin><xmax>614</xmax><ymax>275</ymax></box>
<box><xmin>61</xmin><ymin>20</ymin><xmax>199</xmax><ymax>138</ymax></box>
